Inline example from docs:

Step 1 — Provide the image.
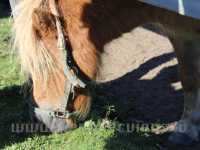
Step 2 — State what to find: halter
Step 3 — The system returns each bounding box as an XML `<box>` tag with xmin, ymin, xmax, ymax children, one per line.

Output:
<box><xmin>32</xmin><ymin>0</ymin><xmax>88</xmax><ymax>120</ymax></box>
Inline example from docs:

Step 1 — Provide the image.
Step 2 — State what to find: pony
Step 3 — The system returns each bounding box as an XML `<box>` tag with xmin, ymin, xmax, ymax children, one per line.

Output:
<box><xmin>12</xmin><ymin>0</ymin><xmax>200</xmax><ymax>145</ymax></box>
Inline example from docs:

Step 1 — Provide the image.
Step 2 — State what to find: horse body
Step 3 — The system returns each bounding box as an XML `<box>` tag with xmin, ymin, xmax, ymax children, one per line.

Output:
<box><xmin>13</xmin><ymin>0</ymin><xmax>200</xmax><ymax>145</ymax></box>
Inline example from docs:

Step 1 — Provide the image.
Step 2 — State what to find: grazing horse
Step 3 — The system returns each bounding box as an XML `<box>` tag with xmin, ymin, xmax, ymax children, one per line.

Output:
<box><xmin>12</xmin><ymin>0</ymin><xmax>200</xmax><ymax>145</ymax></box>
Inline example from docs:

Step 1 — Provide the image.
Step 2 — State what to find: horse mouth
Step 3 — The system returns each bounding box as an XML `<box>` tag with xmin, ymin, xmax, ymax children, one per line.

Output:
<box><xmin>30</xmin><ymin>107</ymin><xmax>77</xmax><ymax>133</ymax></box>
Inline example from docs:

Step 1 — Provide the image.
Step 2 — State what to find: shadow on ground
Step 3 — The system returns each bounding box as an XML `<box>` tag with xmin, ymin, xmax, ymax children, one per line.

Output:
<box><xmin>94</xmin><ymin>52</ymin><xmax>183</xmax><ymax>123</ymax></box>
<box><xmin>91</xmin><ymin>52</ymin><xmax>186</xmax><ymax>149</ymax></box>
<box><xmin>0</xmin><ymin>85</ymin><xmax>36</xmax><ymax>149</ymax></box>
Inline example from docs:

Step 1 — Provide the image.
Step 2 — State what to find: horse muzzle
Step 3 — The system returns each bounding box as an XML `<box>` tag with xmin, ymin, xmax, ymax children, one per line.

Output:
<box><xmin>31</xmin><ymin>107</ymin><xmax>77</xmax><ymax>133</ymax></box>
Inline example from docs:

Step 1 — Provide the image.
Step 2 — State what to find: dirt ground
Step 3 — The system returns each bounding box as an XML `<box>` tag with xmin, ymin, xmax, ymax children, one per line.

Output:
<box><xmin>96</xmin><ymin>26</ymin><xmax>183</xmax><ymax>124</ymax></box>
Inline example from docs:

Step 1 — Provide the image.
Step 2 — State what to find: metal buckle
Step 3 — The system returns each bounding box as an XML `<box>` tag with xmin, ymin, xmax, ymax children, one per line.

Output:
<box><xmin>54</xmin><ymin>110</ymin><xmax>70</xmax><ymax>119</ymax></box>
<box><xmin>53</xmin><ymin>110</ymin><xmax>78</xmax><ymax>119</ymax></box>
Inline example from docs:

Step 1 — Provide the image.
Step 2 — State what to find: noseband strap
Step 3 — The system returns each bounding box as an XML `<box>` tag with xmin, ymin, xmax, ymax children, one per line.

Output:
<box><xmin>34</xmin><ymin>107</ymin><xmax>78</xmax><ymax>119</ymax></box>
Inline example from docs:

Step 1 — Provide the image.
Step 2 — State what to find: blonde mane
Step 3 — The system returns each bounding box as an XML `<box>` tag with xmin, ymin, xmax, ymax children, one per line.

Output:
<box><xmin>12</xmin><ymin>0</ymin><xmax>57</xmax><ymax>82</ymax></box>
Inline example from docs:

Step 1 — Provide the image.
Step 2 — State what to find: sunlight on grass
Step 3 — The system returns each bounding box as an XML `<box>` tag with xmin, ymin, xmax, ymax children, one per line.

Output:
<box><xmin>0</xmin><ymin>18</ymin><xmax>12</xmax><ymax>57</ymax></box>
<box><xmin>0</xmin><ymin>18</ymin><xmax>23</xmax><ymax>88</ymax></box>
<box><xmin>5</xmin><ymin>127</ymin><xmax>115</xmax><ymax>150</ymax></box>
<box><xmin>4</xmin><ymin>123</ymin><xmax>159</xmax><ymax>150</ymax></box>
<box><xmin>0</xmin><ymin>56</ymin><xmax>23</xmax><ymax>88</ymax></box>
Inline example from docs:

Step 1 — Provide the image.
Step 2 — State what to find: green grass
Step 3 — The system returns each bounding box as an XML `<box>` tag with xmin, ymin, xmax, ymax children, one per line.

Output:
<box><xmin>0</xmin><ymin>18</ymin><xmax>11</xmax><ymax>56</ymax></box>
<box><xmin>0</xmin><ymin>10</ymin><xmax>165</xmax><ymax>150</ymax></box>
<box><xmin>0</xmin><ymin>17</ymin><xmax>22</xmax><ymax>88</ymax></box>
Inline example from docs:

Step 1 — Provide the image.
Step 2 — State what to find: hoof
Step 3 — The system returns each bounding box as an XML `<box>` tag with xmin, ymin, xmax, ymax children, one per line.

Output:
<box><xmin>168</xmin><ymin>132</ymin><xmax>197</xmax><ymax>146</ymax></box>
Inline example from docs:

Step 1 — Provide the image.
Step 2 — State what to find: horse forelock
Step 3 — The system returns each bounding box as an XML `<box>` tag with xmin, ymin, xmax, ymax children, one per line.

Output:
<box><xmin>12</xmin><ymin>0</ymin><xmax>59</xmax><ymax>84</ymax></box>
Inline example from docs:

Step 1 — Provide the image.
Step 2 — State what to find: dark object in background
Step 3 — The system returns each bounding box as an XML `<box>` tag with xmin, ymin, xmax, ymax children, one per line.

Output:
<box><xmin>0</xmin><ymin>0</ymin><xmax>11</xmax><ymax>17</ymax></box>
<box><xmin>0</xmin><ymin>0</ymin><xmax>20</xmax><ymax>18</ymax></box>
<box><xmin>1</xmin><ymin>0</ymin><xmax>10</xmax><ymax>7</ymax></box>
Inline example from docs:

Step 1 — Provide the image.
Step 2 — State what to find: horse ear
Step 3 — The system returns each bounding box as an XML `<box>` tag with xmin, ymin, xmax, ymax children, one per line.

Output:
<box><xmin>32</xmin><ymin>8</ymin><xmax>56</xmax><ymax>36</ymax></box>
